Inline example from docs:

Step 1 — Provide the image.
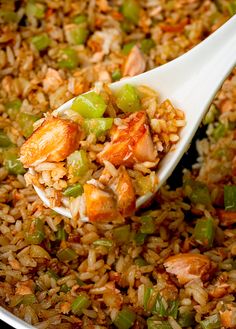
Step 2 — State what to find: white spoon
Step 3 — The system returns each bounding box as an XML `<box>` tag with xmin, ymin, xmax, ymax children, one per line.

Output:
<box><xmin>33</xmin><ymin>15</ymin><xmax>236</xmax><ymax>219</ymax></box>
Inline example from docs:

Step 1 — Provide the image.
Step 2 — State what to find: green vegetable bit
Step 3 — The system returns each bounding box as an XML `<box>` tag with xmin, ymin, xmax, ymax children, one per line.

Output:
<box><xmin>147</xmin><ymin>317</ymin><xmax>172</xmax><ymax>329</ymax></box>
<box><xmin>121</xmin><ymin>42</ymin><xmax>136</xmax><ymax>55</ymax></box>
<box><xmin>18</xmin><ymin>112</ymin><xmax>40</xmax><ymax>138</ymax></box>
<box><xmin>63</xmin><ymin>183</ymin><xmax>84</xmax><ymax>197</ymax></box>
<box><xmin>67</xmin><ymin>150</ymin><xmax>90</xmax><ymax>178</ymax></box>
<box><xmin>32</xmin><ymin>34</ymin><xmax>50</xmax><ymax>51</ymax></box>
<box><xmin>143</xmin><ymin>286</ymin><xmax>153</xmax><ymax>311</ymax></box>
<box><xmin>60</xmin><ymin>284</ymin><xmax>71</xmax><ymax>293</ymax></box>
<box><xmin>56</xmin><ymin>225</ymin><xmax>68</xmax><ymax>241</ymax></box>
<box><xmin>121</xmin><ymin>0</ymin><xmax>140</xmax><ymax>25</ymax></box>
<box><xmin>0</xmin><ymin>130</ymin><xmax>13</xmax><ymax>148</ymax></box>
<box><xmin>134</xmin><ymin>256</ymin><xmax>148</xmax><ymax>267</ymax></box>
<box><xmin>228</xmin><ymin>1</ymin><xmax>236</xmax><ymax>16</ymax></box>
<box><xmin>113</xmin><ymin>307</ymin><xmax>136</xmax><ymax>329</ymax></box>
<box><xmin>72</xmin><ymin>91</ymin><xmax>107</xmax><ymax>118</ymax></box>
<box><xmin>25</xmin><ymin>218</ymin><xmax>45</xmax><ymax>245</ymax></box>
<box><xmin>193</xmin><ymin>217</ymin><xmax>215</xmax><ymax>248</ymax></box>
<box><xmin>112</xmin><ymin>225</ymin><xmax>131</xmax><ymax>244</ymax></box>
<box><xmin>58</xmin><ymin>48</ymin><xmax>79</xmax><ymax>70</ymax></box>
<box><xmin>93</xmin><ymin>239</ymin><xmax>113</xmax><ymax>248</ymax></box>
<box><xmin>0</xmin><ymin>10</ymin><xmax>18</xmax><ymax>23</ymax></box>
<box><xmin>212</xmin><ymin>122</ymin><xmax>227</xmax><ymax>141</ymax></box>
<box><xmin>140</xmin><ymin>216</ymin><xmax>155</xmax><ymax>234</ymax></box>
<box><xmin>83</xmin><ymin>118</ymin><xmax>113</xmax><ymax>137</ymax></box>
<box><xmin>140</xmin><ymin>39</ymin><xmax>155</xmax><ymax>54</ymax></box>
<box><xmin>178</xmin><ymin>307</ymin><xmax>196</xmax><ymax>327</ymax></box>
<box><xmin>67</xmin><ymin>26</ymin><xmax>89</xmax><ymax>45</ymax></box>
<box><xmin>224</xmin><ymin>185</ymin><xmax>236</xmax><ymax>211</ymax></box>
<box><xmin>5</xmin><ymin>99</ymin><xmax>22</xmax><ymax>120</ymax></box>
<box><xmin>26</xmin><ymin>1</ymin><xmax>45</xmax><ymax>19</ymax></box>
<box><xmin>57</xmin><ymin>248</ymin><xmax>77</xmax><ymax>262</ymax></box>
<box><xmin>46</xmin><ymin>269</ymin><xmax>59</xmax><ymax>280</ymax></box>
<box><xmin>184</xmin><ymin>179</ymin><xmax>211</xmax><ymax>206</ymax></box>
<box><xmin>153</xmin><ymin>295</ymin><xmax>179</xmax><ymax>319</ymax></box>
<box><xmin>20</xmin><ymin>294</ymin><xmax>36</xmax><ymax>305</ymax></box>
<box><xmin>115</xmin><ymin>84</ymin><xmax>141</xmax><ymax>113</ymax></box>
<box><xmin>73</xmin><ymin>15</ymin><xmax>87</xmax><ymax>24</ymax></box>
<box><xmin>203</xmin><ymin>104</ymin><xmax>219</xmax><ymax>125</ymax></box>
<box><xmin>112</xmin><ymin>69</ymin><xmax>122</xmax><ymax>82</ymax></box>
<box><xmin>134</xmin><ymin>232</ymin><xmax>147</xmax><ymax>245</ymax></box>
<box><xmin>200</xmin><ymin>314</ymin><xmax>221</xmax><ymax>329</ymax></box>
<box><xmin>3</xmin><ymin>148</ymin><xmax>26</xmax><ymax>175</ymax></box>
<box><xmin>71</xmin><ymin>294</ymin><xmax>90</xmax><ymax>315</ymax></box>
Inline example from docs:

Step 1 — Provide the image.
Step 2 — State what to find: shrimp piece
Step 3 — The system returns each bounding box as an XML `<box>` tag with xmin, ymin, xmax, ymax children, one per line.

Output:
<box><xmin>123</xmin><ymin>46</ymin><xmax>146</xmax><ymax>77</ymax></box>
<box><xmin>164</xmin><ymin>253</ymin><xmax>213</xmax><ymax>285</ymax></box>
<box><xmin>83</xmin><ymin>183</ymin><xmax>122</xmax><ymax>222</ymax></box>
<box><xmin>110</xmin><ymin>166</ymin><xmax>135</xmax><ymax>216</ymax></box>
<box><xmin>43</xmin><ymin>68</ymin><xmax>63</xmax><ymax>93</ymax></box>
<box><xmin>98</xmin><ymin>111</ymin><xmax>156</xmax><ymax>167</ymax></box>
<box><xmin>20</xmin><ymin>117</ymin><xmax>81</xmax><ymax>167</ymax></box>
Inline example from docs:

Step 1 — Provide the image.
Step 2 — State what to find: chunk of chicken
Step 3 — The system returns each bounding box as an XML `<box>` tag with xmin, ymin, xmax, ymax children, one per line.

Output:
<box><xmin>110</xmin><ymin>166</ymin><xmax>135</xmax><ymax>216</ymax></box>
<box><xmin>20</xmin><ymin>117</ymin><xmax>81</xmax><ymax>168</ymax></box>
<box><xmin>123</xmin><ymin>46</ymin><xmax>146</xmax><ymax>77</ymax></box>
<box><xmin>43</xmin><ymin>68</ymin><xmax>63</xmax><ymax>93</ymax></box>
<box><xmin>98</xmin><ymin>111</ymin><xmax>156</xmax><ymax>167</ymax></box>
<box><xmin>217</xmin><ymin>209</ymin><xmax>236</xmax><ymax>226</ymax></box>
<box><xmin>83</xmin><ymin>183</ymin><xmax>122</xmax><ymax>222</ymax></box>
<box><xmin>164</xmin><ymin>253</ymin><xmax>213</xmax><ymax>285</ymax></box>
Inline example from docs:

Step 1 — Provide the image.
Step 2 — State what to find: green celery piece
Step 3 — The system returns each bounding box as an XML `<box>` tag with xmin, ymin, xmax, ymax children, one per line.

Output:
<box><xmin>112</xmin><ymin>69</ymin><xmax>122</xmax><ymax>82</ymax></box>
<box><xmin>26</xmin><ymin>1</ymin><xmax>45</xmax><ymax>19</ymax></box>
<box><xmin>32</xmin><ymin>34</ymin><xmax>50</xmax><ymax>51</ymax></box>
<box><xmin>57</xmin><ymin>248</ymin><xmax>77</xmax><ymax>262</ymax></box>
<box><xmin>115</xmin><ymin>84</ymin><xmax>141</xmax><ymax>113</ymax></box>
<box><xmin>20</xmin><ymin>294</ymin><xmax>36</xmax><ymax>305</ymax></box>
<box><xmin>60</xmin><ymin>284</ymin><xmax>71</xmax><ymax>293</ymax></box>
<box><xmin>0</xmin><ymin>10</ymin><xmax>18</xmax><ymax>22</ymax></box>
<box><xmin>93</xmin><ymin>239</ymin><xmax>113</xmax><ymax>248</ymax></box>
<box><xmin>140</xmin><ymin>39</ymin><xmax>155</xmax><ymax>54</ymax></box>
<box><xmin>18</xmin><ymin>112</ymin><xmax>40</xmax><ymax>138</ymax></box>
<box><xmin>83</xmin><ymin>118</ymin><xmax>113</xmax><ymax>137</ymax></box>
<box><xmin>152</xmin><ymin>294</ymin><xmax>179</xmax><ymax>319</ymax></box>
<box><xmin>63</xmin><ymin>183</ymin><xmax>84</xmax><ymax>197</ymax></box>
<box><xmin>113</xmin><ymin>307</ymin><xmax>136</xmax><ymax>329</ymax></box>
<box><xmin>178</xmin><ymin>309</ymin><xmax>196</xmax><ymax>327</ymax></box>
<box><xmin>121</xmin><ymin>0</ymin><xmax>140</xmax><ymax>25</ymax></box>
<box><xmin>71</xmin><ymin>294</ymin><xmax>90</xmax><ymax>315</ymax></box>
<box><xmin>25</xmin><ymin>218</ymin><xmax>45</xmax><ymax>245</ymax></box>
<box><xmin>140</xmin><ymin>216</ymin><xmax>155</xmax><ymax>234</ymax></box>
<box><xmin>193</xmin><ymin>217</ymin><xmax>215</xmax><ymax>248</ymax></box>
<box><xmin>112</xmin><ymin>225</ymin><xmax>131</xmax><ymax>244</ymax></box>
<box><xmin>224</xmin><ymin>185</ymin><xmax>236</xmax><ymax>210</ymax></box>
<box><xmin>58</xmin><ymin>48</ymin><xmax>79</xmax><ymax>70</ymax></box>
<box><xmin>147</xmin><ymin>317</ymin><xmax>172</xmax><ymax>329</ymax></box>
<box><xmin>167</xmin><ymin>300</ymin><xmax>179</xmax><ymax>319</ymax></box>
<box><xmin>71</xmin><ymin>91</ymin><xmax>107</xmax><ymax>118</ymax></box>
<box><xmin>184</xmin><ymin>179</ymin><xmax>211</xmax><ymax>206</ymax></box>
<box><xmin>3</xmin><ymin>148</ymin><xmax>26</xmax><ymax>175</ymax></box>
<box><xmin>5</xmin><ymin>99</ymin><xmax>22</xmax><ymax>120</ymax></box>
<box><xmin>122</xmin><ymin>42</ymin><xmax>136</xmax><ymax>55</ymax></box>
<box><xmin>70</xmin><ymin>26</ymin><xmax>89</xmax><ymax>45</ymax></box>
<box><xmin>56</xmin><ymin>225</ymin><xmax>68</xmax><ymax>241</ymax></box>
<box><xmin>120</xmin><ymin>21</ymin><xmax>133</xmax><ymax>33</ymax></box>
<box><xmin>0</xmin><ymin>130</ymin><xmax>13</xmax><ymax>148</ymax></box>
<box><xmin>46</xmin><ymin>269</ymin><xmax>60</xmax><ymax>280</ymax></box>
<box><xmin>143</xmin><ymin>286</ymin><xmax>153</xmax><ymax>311</ymax></box>
<box><xmin>228</xmin><ymin>1</ymin><xmax>236</xmax><ymax>16</ymax></box>
<box><xmin>203</xmin><ymin>104</ymin><xmax>219</xmax><ymax>125</ymax></box>
<box><xmin>134</xmin><ymin>232</ymin><xmax>147</xmax><ymax>245</ymax></box>
<box><xmin>212</xmin><ymin>122</ymin><xmax>227</xmax><ymax>141</ymax></box>
<box><xmin>134</xmin><ymin>256</ymin><xmax>148</xmax><ymax>267</ymax></box>
<box><xmin>200</xmin><ymin>314</ymin><xmax>221</xmax><ymax>329</ymax></box>
<box><xmin>73</xmin><ymin>15</ymin><xmax>87</xmax><ymax>24</ymax></box>
<box><xmin>67</xmin><ymin>150</ymin><xmax>90</xmax><ymax>178</ymax></box>
<box><xmin>77</xmin><ymin>278</ymin><xmax>86</xmax><ymax>286</ymax></box>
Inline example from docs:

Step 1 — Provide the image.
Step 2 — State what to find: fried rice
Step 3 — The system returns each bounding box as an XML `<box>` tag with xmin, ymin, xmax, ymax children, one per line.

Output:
<box><xmin>0</xmin><ymin>1</ymin><xmax>236</xmax><ymax>328</ymax></box>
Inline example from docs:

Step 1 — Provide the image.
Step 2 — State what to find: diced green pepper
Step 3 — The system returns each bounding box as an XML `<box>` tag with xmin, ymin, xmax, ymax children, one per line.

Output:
<box><xmin>0</xmin><ymin>10</ymin><xmax>18</xmax><ymax>22</ymax></box>
<box><xmin>18</xmin><ymin>112</ymin><xmax>39</xmax><ymax>138</ymax></box>
<box><xmin>115</xmin><ymin>84</ymin><xmax>141</xmax><ymax>113</ymax></box>
<box><xmin>5</xmin><ymin>99</ymin><xmax>22</xmax><ymax>120</ymax></box>
<box><xmin>184</xmin><ymin>179</ymin><xmax>211</xmax><ymax>206</ymax></box>
<box><xmin>112</xmin><ymin>69</ymin><xmax>122</xmax><ymax>82</ymax></box>
<box><xmin>83</xmin><ymin>118</ymin><xmax>113</xmax><ymax>137</ymax></box>
<box><xmin>63</xmin><ymin>183</ymin><xmax>84</xmax><ymax>197</ymax></box>
<box><xmin>212</xmin><ymin>123</ymin><xmax>227</xmax><ymax>141</ymax></box>
<box><xmin>73</xmin><ymin>15</ymin><xmax>87</xmax><ymax>24</ymax></box>
<box><xmin>134</xmin><ymin>256</ymin><xmax>148</xmax><ymax>267</ymax></box>
<box><xmin>25</xmin><ymin>218</ymin><xmax>45</xmax><ymax>245</ymax></box>
<box><xmin>67</xmin><ymin>150</ymin><xmax>90</xmax><ymax>178</ymax></box>
<box><xmin>140</xmin><ymin>216</ymin><xmax>155</xmax><ymax>234</ymax></box>
<box><xmin>200</xmin><ymin>314</ymin><xmax>221</xmax><ymax>329</ymax></box>
<box><xmin>57</xmin><ymin>248</ymin><xmax>77</xmax><ymax>262</ymax></box>
<box><xmin>121</xmin><ymin>42</ymin><xmax>136</xmax><ymax>55</ymax></box>
<box><xmin>60</xmin><ymin>284</ymin><xmax>71</xmax><ymax>293</ymax></box>
<box><xmin>0</xmin><ymin>130</ymin><xmax>13</xmax><ymax>148</ymax></box>
<box><xmin>193</xmin><ymin>217</ymin><xmax>215</xmax><ymax>248</ymax></box>
<box><xmin>3</xmin><ymin>148</ymin><xmax>26</xmax><ymax>175</ymax></box>
<box><xmin>134</xmin><ymin>232</ymin><xmax>147</xmax><ymax>245</ymax></box>
<box><xmin>71</xmin><ymin>294</ymin><xmax>90</xmax><ymax>315</ymax></box>
<box><xmin>46</xmin><ymin>269</ymin><xmax>59</xmax><ymax>280</ymax></box>
<box><xmin>114</xmin><ymin>307</ymin><xmax>136</xmax><ymax>329</ymax></box>
<box><xmin>71</xmin><ymin>91</ymin><xmax>107</xmax><ymax>118</ymax></box>
<box><xmin>140</xmin><ymin>39</ymin><xmax>155</xmax><ymax>54</ymax></box>
<box><xmin>224</xmin><ymin>185</ymin><xmax>236</xmax><ymax>211</ymax></box>
<box><xmin>203</xmin><ymin>104</ymin><xmax>219</xmax><ymax>125</ymax></box>
<box><xmin>67</xmin><ymin>26</ymin><xmax>89</xmax><ymax>45</ymax></box>
<box><xmin>112</xmin><ymin>225</ymin><xmax>131</xmax><ymax>244</ymax></box>
<box><xmin>58</xmin><ymin>48</ymin><xmax>79</xmax><ymax>70</ymax></box>
<box><xmin>93</xmin><ymin>239</ymin><xmax>113</xmax><ymax>248</ymax></box>
<box><xmin>147</xmin><ymin>317</ymin><xmax>172</xmax><ymax>329</ymax></box>
<box><xmin>26</xmin><ymin>1</ymin><xmax>45</xmax><ymax>19</ymax></box>
<box><xmin>32</xmin><ymin>34</ymin><xmax>50</xmax><ymax>51</ymax></box>
<box><xmin>121</xmin><ymin>0</ymin><xmax>140</xmax><ymax>25</ymax></box>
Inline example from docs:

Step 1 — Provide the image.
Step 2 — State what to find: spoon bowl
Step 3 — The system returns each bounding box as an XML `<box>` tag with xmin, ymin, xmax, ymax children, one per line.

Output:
<box><xmin>32</xmin><ymin>15</ymin><xmax>236</xmax><ymax>219</ymax></box>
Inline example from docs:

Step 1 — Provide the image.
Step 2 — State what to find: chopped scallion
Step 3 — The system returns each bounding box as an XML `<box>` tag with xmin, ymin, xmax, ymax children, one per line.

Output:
<box><xmin>113</xmin><ymin>307</ymin><xmax>136</xmax><ymax>329</ymax></box>
<box><xmin>93</xmin><ymin>239</ymin><xmax>113</xmax><ymax>248</ymax></box>
<box><xmin>32</xmin><ymin>33</ymin><xmax>50</xmax><ymax>51</ymax></box>
<box><xmin>63</xmin><ymin>183</ymin><xmax>84</xmax><ymax>197</ymax></box>
<box><xmin>184</xmin><ymin>179</ymin><xmax>211</xmax><ymax>206</ymax></box>
<box><xmin>57</xmin><ymin>248</ymin><xmax>77</xmax><ymax>262</ymax></box>
<box><xmin>200</xmin><ymin>314</ymin><xmax>221</xmax><ymax>329</ymax></box>
<box><xmin>134</xmin><ymin>232</ymin><xmax>147</xmax><ymax>245</ymax></box>
<box><xmin>0</xmin><ymin>130</ymin><xmax>13</xmax><ymax>148</ymax></box>
<box><xmin>193</xmin><ymin>217</ymin><xmax>215</xmax><ymax>248</ymax></box>
<box><xmin>112</xmin><ymin>69</ymin><xmax>122</xmax><ymax>82</ymax></box>
<box><xmin>71</xmin><ymin>294</ymin><xmax>90</xmax><ymax>315</ymax></box>
<box><xmin>25</xmin><ymin>218</ymin><xmax>45</xmax><ymax>245</ymax></box>
<box><xmin>112</xmin><ymin>225</ymin><xmax>131</xmax><ymax>244</ymax></box>
<box><xmin>224</xmin><ymin>185</ymin><xmax>236</xmax><ymax>211</ymax></box>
